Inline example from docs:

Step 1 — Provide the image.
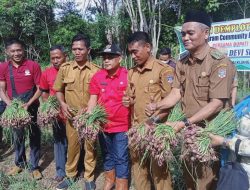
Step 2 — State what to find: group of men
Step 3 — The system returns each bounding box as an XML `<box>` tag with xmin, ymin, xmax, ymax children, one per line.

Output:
<box><xmin>0</xmin><ymin>9</ymin><xmax>237</xmax><ymax>190</ymax></box>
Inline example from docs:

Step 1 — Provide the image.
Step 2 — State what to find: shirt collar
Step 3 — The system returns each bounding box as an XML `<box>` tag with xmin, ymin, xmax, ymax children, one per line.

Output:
<box><xmin>192</xmin><ymin>44</ymin><xmax>210</xmax><ymax>61</ymax></box>
<box><xmin>105</xmin><ymin>67</ymin><xmax>123</xmax><ymax>79</ymax></box>
<box><xmin>9</xmin><ymin>59</ymin><xmax>27</xmax><ymax>67</ymax></box>
<box><xmin>72</xmin><ymin>60</ymin><xmax>91</xmax><ymax>70</ymax></box>
<box><xmin>136</xmin><ymin>56</ymin><xmax>154</xmax><ymax>72</ymax></box>
<box><xmin>186</xmin><ymin>45</ymin><xmax>210</xmax><ymax>65</ymax></box>
<box><xmin>51</xmin><ymin>65</ymin><xmax>59</xmax><ymax>71</ymax></box>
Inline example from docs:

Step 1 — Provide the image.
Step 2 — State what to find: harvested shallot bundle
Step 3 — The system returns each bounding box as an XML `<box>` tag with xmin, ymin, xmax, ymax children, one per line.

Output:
<box><xmin>73</xmin><ymin>105</ymin><xmax>107</xmax><ymax>141</ymax></box>
<box><xmin>182</xmin><ymin>109</ymin><xmax>237</xmax><ymax>162</ymax></box>
<box><xmin>128</xmin><ymin>104</ymin><xmax>185</xmax><ymax>166</ymax></box>
<box><xmin>0</xmin><ymin>99</ymin><xmax>32</xmax><ymax>128</ymax></box>
<box><xmin>37</xmin><ymin>96</ymin><xmax>60</xmax><ymax>127</ymax></box>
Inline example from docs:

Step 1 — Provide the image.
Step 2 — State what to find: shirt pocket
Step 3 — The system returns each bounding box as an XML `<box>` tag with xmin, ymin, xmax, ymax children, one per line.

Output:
<box><xmin>144</xmin><ymin>83</ymin><xmax>160</xmax><ymax>93</ymax></box>
<box><xmin>63</xmin><ymin>77</ymin><xmax>75</xmax><ymax>91</ymax></box>
<box><xmin>116</xmin><ymin>84</ymin><xmax>126</xmax><ymax>99</ymax></box>
<box><xmin>100</xmin><ymin>86</ymin><xmax>107</xmax><ymax>94</ymax></box>
<box><xmin>196</xmin><ymin>76</ymin><xmax>209</xmax><ymax>101</ymax></box>
<box><xmin>117</xmin><ymin>81</ymin><xmax>127</xmax><ymax>92</ymax></box>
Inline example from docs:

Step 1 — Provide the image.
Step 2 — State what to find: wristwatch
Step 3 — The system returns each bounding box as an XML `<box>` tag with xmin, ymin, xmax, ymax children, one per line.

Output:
<box><xmin>150</xmin><ymin>115</ymin><xmax>160</xmax><ymax>124</ymax></box>
<box><xmin>182</xmin><ymin>117</ymin><xmax>191</xmax><ymax>127</ymax></box>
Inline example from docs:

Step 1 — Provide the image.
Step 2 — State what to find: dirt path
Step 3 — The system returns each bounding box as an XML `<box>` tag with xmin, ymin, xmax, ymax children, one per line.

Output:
<box><xmin>0</xmin><ymin>143</ymin><xmax>134</xmax><ymax>190</ymax></box>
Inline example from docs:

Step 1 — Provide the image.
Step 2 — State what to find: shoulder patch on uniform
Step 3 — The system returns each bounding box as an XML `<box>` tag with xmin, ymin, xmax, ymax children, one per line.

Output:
<box><xmin>166</xmin><ymin>75</ymin><xmax>174</xmax><ymax>83</ymax></box>
<box><xmin>163</xmin><ymin>70</ymin><xmax>174</xmax><ymax>84</ymax></box>
<box><xmin>218</xmin><ymin>67</ymin><xmax>227</xmax><ymax>78</ymax></box>
<box><xmin>211</xmin><ymin>49</ymin><xmax>225</xmax><ymax>60</ymax></box>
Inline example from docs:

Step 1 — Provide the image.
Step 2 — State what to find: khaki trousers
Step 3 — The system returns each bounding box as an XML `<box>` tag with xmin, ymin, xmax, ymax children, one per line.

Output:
<box><xmin>65</xmin><ymin>120</ymin><xmax>97</xmax><ymax>181</ymax></box>
<box><xmin>131</xmin><ymin>151</ymin><xmax>173</xmax><ymax>190</ymax></box>
<box><xmin>183</xmin><ymin>160</ymin><xmax>220</xmax><ymax>190</ymax></box>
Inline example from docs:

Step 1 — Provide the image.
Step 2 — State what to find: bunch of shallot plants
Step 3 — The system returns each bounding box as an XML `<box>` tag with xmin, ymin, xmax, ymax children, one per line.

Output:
<box><xmin>73</xmin><ymin>105</ymin><xmax>107</xmax><ymax>141</ymax></box>
<box><xmin>128</xmin><ymin>123</ymin><xmax>157</xmax><ymax>166</ymax></box>
<box><xmin>37</xmin><ymin>96</ymin><xmax>60</xmax><ymax>127</ymax></box>
<box><xmin>145</xmin><ymin>104</ymin><xmax>185</xmax><ymax>166</ymax></box>
<box><xmin>0</xmin><ymin>99</ymin><xmax>32</xmax><ymax>128</ymax></box>
<box><xmin>128</xmin><ymin>104</ymin><xmax>185</xmax><ymax>166</ymax></box>
<box><xmin>182</xmin><ymin>109</ymin><xmax>237</xmax><ymax>162</ymax></box>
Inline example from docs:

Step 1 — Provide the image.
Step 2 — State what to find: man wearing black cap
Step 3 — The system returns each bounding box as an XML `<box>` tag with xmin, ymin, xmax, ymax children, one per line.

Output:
<box><xmin>158</xmin><ymin>47</ymin><xmax>176</xmax><ymax>69</ymax></box>
<box><xmin>87</xmin><ymin>44</ymin><xmax>130</xmax><ymax>190</ymax></box>
<box><xmin>146</xmin><ymin>10</ymin><xmax>236</xmax><ymax>189</ymax></box>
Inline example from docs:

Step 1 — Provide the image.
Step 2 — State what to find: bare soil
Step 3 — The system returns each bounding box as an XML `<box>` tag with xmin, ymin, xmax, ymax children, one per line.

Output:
<box><xmin>0</xmin><ymin>143</ymin><xmax>135</xmax><ymax>190</ymax></box>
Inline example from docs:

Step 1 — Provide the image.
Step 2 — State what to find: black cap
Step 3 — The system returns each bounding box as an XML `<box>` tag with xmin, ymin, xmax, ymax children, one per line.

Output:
<box><xmin>159</xmin><ymin>47</ymin><xmax>171</xmax><ymax>55</ymax></box>
<box><xmin>184</xmin><ymin>10</ymin><xmax>211</xmax><ymax>27</ymax></box>
<box><xmin>99</xmin><ymin>44</ymin><xmax>122</xmax><ymax>56</ymax></box>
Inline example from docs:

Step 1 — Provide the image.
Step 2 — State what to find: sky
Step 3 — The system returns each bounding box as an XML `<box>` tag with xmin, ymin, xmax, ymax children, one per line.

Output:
<box><xmin>56</xmin><ymin>0</ymin><xmax>91</xmax><ymax>12</ymax></box>
<box><xmin>74</xmin><ymin>0</ymin><xmax>90</xmax><ymax>11</ymax></box>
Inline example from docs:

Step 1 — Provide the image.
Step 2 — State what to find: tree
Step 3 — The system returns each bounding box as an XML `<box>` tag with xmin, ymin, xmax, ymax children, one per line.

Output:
<box><xmin>86</xmin><ymin>0</ymin><xmax>122</xmax><ymax>44</ymax></box>
<box><xmin>122</xmin><ymin>0</ymin><xmax>173</xmax><ymax>56</ymax></box>
<box><xmin>0</xmin><ymin>0</ymin><xmax>55</xmax><ymax>62</ymax></box>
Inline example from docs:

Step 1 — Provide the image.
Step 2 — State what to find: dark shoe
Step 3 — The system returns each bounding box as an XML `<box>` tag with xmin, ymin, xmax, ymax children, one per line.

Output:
<box><xmin>84</xmin><ymin>181</ymin><xmax>96</xmax><ymax>190</ymax></box>
<box><xmin>54</xmin><ymin>176</ymin><xmax>64</xmax><ymax>182</ymax></box>
<box><xmin>56</xmin><ymin>178</ymin><xmax>74</xmax><ymax>190</ymax></box>
<box><xmin>104</xmin><ymin>169</ymin><xmax>115</xmax><ymax>190</ymax></box>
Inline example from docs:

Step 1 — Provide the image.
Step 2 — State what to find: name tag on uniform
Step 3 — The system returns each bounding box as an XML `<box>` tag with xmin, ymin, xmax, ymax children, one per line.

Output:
<box><xmin>100</xmin><ymin>82</ymin><xmax>107</xmax><ymax>86</ymax></box>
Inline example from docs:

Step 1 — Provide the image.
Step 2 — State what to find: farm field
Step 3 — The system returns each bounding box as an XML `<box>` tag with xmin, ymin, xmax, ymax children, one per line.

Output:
<box><xmin>0</xmin><ymin>129</ymin><xmax>136</xmax><ymax>190</ymax></box>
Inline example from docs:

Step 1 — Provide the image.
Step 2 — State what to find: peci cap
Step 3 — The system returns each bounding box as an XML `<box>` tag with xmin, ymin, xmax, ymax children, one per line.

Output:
<box><xmin>99</xmin><ymin>44</ymin><xmax>122</xmax><ymax>56</ymax></box>
<box><xmin>184</xmin><ymin>9</ymin><xmax>211</xmax><ymax>27</ymax></box>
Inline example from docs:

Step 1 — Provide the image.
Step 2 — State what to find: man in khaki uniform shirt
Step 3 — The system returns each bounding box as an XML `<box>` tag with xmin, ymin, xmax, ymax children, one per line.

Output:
<box><xmin>54</xmin><ymin>34</ymin><xmax>99</xmax><ymax>190</ymax></box>
<box><xmin>123</xmin><ymin>31</ymin><xmax>174</xmax><ymax>190</ymax></box>
<box><xmin>146</xmin><ymin>10</ymin><xmax>236</xmax><ymax>190</ymax></box>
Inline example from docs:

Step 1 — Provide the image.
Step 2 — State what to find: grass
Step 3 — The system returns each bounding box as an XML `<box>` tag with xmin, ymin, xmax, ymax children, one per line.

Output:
<box><xmin>0</xmin><ymin>126</ymin><xmax>104</xmax><ymax>190</ymax></box>
<box><xmin>0</xmin><ymin>170</ymin><xmax>42</xmax><ymax>190</ymax></box>
<box><xmin>0</xmin><ymin>170</ymin><xmax>82</xmax><ymax>190</ymax></box>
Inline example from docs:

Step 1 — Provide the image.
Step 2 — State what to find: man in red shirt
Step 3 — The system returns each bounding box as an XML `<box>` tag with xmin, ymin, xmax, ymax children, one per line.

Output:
<box><xmin>39</xmin><ymin>45</ymin><xmax>67</xmax><ymax>182</ymax></box>
<box><xmin>0</xmin><ymin>38</ymin><xmax>42</xmax><ymax>179</ymax></box>
<box><xmin>88</xmin><ymin>44</ymin><xmax>130</xmax><ymax>190</ymax></box>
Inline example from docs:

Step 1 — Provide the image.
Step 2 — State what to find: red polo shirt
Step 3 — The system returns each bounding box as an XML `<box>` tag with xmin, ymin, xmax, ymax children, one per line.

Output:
<box><xmin>0</xmin><ymin>59</ymin><xmax>41</xmax><ymax>98</ymax></box>
<box><xmin>40</xmin><ymin>66</ymin><xmax>58</xmax><ymax>96</ymax></box>
<box><xmin>40</xmin><ymin>66</ymin><xmax>65</xmax><ymax>122</ymax></box>
<box><xmin>89</xmin><ymin>67</ymin><xmax>130</xmax><ymax>133</ymax></box>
